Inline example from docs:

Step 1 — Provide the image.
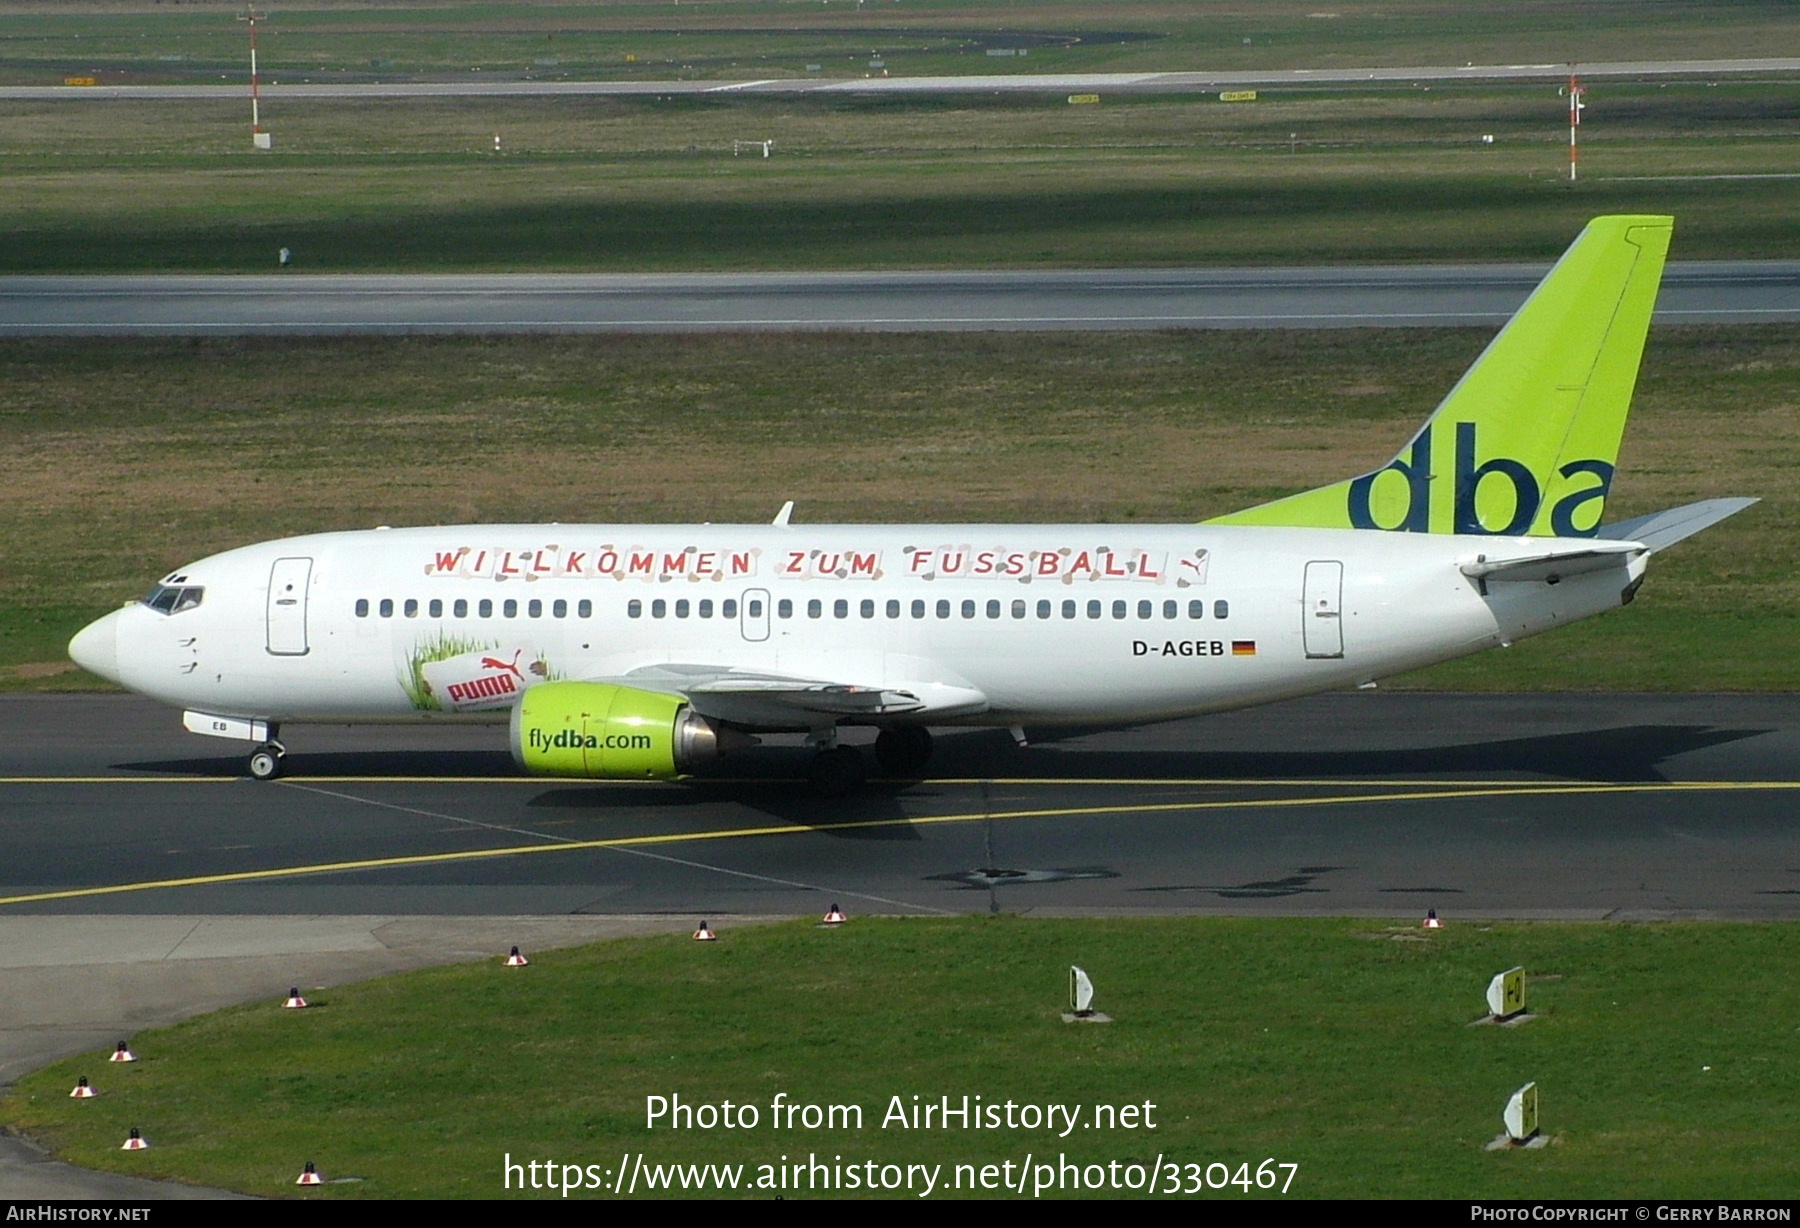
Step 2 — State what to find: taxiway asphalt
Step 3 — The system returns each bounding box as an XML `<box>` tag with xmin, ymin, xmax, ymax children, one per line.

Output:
<box><xmin>3</xmin><ymin>262</ymin><xmax>1799</xmax><ymax>335</ymax></box>
<box><xmin>5</xmin><ymin>691</ymin><xmax>1799</xmax><ymax>922</ymax></box>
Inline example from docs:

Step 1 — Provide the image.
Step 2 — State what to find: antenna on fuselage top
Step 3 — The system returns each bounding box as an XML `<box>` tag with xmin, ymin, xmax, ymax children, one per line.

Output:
<box><xmin>772</xmin><ymin>501</ymin><xmax>795</xmax><ymax>526</ymax></box>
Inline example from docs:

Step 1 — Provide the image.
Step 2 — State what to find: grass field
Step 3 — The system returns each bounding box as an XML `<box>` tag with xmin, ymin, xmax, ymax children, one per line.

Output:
<box><xmin>3</xmin><ymin>325</ymin><xmax>1795</xmax><ymax>693</ymax></box>
<box><xmin>3</xmin><ymin>2</ymin><xmax>1798</xmax><ymax>86</ymax></box>
<box><xmin>4</xmin><ymin>83</ymin><xmax>1799</xmax><ymax>271</ymax></box>
<box><xmin>6</xmin><ymin>916</ymin><xmax>1799</xmax><ymax>1198</ymax></box>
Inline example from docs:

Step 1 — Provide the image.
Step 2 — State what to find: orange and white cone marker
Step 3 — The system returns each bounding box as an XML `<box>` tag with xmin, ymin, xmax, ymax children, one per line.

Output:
<box><xmin>121</xmin><ymin>1128</ymin><xmax>147</xmax><ymax>1151</ymax></box>
<box><xmin>109</xmin><ymin>1041</ymin><xmax>136</xmax><ymax>1063</ymax></box>
<box><xmin>693</xmin><ymin>920</ymin><xmax>716</xmax><ymax>941</ymax></box>
<box><xmin>504</xmin><ymin>946</ymin><xmax>530</xmax><ymax>967</ymax></box>
<box><xmin>822</xmin><ymin>903</ymin><xmax>847</xmax><ymax>925</ymax></box>
<box><xmin>70</xmin><ymin>1076</ymin><xmax>96</xmax><ymax>1099</ymax></box>
<box><xmin>1424</xmin><ymin>908</ymin><xmax>1443</xmax><ymax>930</ymax></box>
<box><xmin>296</xmin><ymin>1161</ymin><xmax>323</xmax><ymax>1186</ymax></box>
<box><xmin>283</xmin><ymin>987</ymin><xmax>309</xmax><ymax>1009</ymax></box>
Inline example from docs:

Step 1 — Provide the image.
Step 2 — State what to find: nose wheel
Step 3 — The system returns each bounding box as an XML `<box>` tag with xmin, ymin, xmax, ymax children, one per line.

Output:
<box><xmin>247</xmin><ymin>741</ymin><xmax>286</xmax><ymax>781</ymax></box>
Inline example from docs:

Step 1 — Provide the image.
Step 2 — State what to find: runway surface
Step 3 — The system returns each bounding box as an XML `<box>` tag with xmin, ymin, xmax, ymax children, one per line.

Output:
<box><xmin>4</xmin><ymin>262</ymin><xmax>1798</xmax><ymax>335</ymax></box>
<box><xmin>4</xmin><ymin>691</ymin><xmax>1799</xmax><ymax>920</ymax></box>
<box><xmin>5</xmin><ymin>57</ymin><xmax>1799</xmax><ymax>101</ymax></box>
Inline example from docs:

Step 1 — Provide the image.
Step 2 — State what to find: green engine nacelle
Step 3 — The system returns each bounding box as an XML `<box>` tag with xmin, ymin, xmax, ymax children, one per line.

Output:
<box><xmin>510</xmin><ymin>681</ymin><xmax>726</xmax><ymax>779</ymax></box>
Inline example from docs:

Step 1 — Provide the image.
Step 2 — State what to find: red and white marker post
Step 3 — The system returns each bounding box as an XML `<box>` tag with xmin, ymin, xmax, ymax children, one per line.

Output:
<box><xmin>1567</xmin><ymin>69</ymin><xmax>1584</xmax><ymax>183</ymax></box>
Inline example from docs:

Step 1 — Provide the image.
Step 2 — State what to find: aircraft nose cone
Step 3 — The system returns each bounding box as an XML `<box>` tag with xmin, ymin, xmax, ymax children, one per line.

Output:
<box><xmin>69</xmin><ymin>609</ymin><xmax>122</xmax><ymax>685</ymax></box>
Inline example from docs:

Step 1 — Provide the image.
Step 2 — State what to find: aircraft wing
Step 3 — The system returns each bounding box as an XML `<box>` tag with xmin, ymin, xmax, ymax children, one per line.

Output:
<box><xmin>579</xmin><ymin>663</ymin><xmax>987</xmax><ymax>727</ymax></box>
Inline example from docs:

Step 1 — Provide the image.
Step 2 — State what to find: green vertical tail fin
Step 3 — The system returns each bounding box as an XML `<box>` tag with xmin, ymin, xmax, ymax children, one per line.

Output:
<box><xmin>1208</xmin><ymin>215</ymin><xmax>1673</xmax><ymax>537</ymax></box>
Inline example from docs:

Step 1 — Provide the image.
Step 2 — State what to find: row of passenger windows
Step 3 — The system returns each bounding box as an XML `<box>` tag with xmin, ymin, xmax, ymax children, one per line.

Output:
<box><xmin>628</xmin><ymin>597</ymin><xmax>1229</xmax><ymax>621</ymax></box>
<box><xmin>355</xmin><ymin>597</ymin><xmax>594</xmax><ymax>620</ymax></box>
<box><xmin>355</xmin><ymin>595</ymin><xmax>1230</xmax><ymax>622</ymax></box>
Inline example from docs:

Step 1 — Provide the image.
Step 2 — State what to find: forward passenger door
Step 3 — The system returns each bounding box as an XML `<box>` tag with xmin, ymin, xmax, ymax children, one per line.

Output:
<box><xmin>266</xmin><ymin>557</ymin><xmax>313</xmax><ymax>656</ymax></box>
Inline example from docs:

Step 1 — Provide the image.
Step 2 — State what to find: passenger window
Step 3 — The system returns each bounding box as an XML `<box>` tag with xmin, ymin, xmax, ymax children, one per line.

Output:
<box><xmin>675</xmin><ymin>599</ymin><xmax>690</xmax><ymax>619</ymax></box>
<box><xmin>1063</xmin><ymin>600</ymin><xmax>1077</xmax><ymax>619</ymax></box>
<box><xmin>430</xmin><ymin>599</ymin><xmax>444</xmax><ymax>618</ymax></box>
<box><xmin>379</xmin><ymin>598</ymin><xmax>394</xmax><ymax>618</ymax></box>
<box><xmin>578</xmin><ymin>599</ymin><xmax>592</xmax><ymax>618</ymax></box>
<box><xmin>699</xmin><ymin>599</ymin><xmax>713</xmax><ymax>619</ymax></box>
<box><xmin>861</xmin><ymin>599</ymin><xmax>875</xmax><ymax>619</ymax></box>
<box><xmin>986</xmin><ymin>600</ymin><xmax>1000</xmax><ymax>619</ymax></box>
<box><xmin>1012</xmin><ymin>600</ymin><xmax>1026</xmax><ymax>619</ymax></box>
<box><xmin>454</xmin><ymin>598</ymin><xmax>468</xmax><ymax>618</ymax></box>
<box><xmin>503</xmin><ymin>599</ymin><xmax>518</xmax><ymax>618</ymax></box>
<box><xmin>936</xmin><ymin>600</ymin><xmax>951</xmax><ymax>619</ymax></box>
<box><xmin>552</xmin><ymin>599</ymin><xmax>566</xmax><ymax>619</ymax></box>
<box><xmin>652</xmin><ymin>599</ymin><xmax>666</xmax><ymax>618</ymax></box>
<box><xmin>808</xmin><ymin>599</ymin><xmax>822</xmax><ymax>619</ymax></box>
<box><xmin>834</xmin><ymin>599</ymin><xmax>848</xmax><ymax>619</ymax></box>
<box><xmin>1087</xmin><ymin>600</ymin><xmax>1101</xmax><ymax>619</ymax></box>
<box><xmin>478</xmin><ymin>599</ymin><xmax>493</xmax><ymax>618</ymax></box>
<box><xmin>628</xmin><ymin>599</ymin><xmax>642</xmax><ymax>619</ymax></box>
<box><xmin>1037</xmin><ymin>600</ymin><xmax>1051</xmax><ymax>619</ymax></box>
<box><xmin>1137</xmin><ymin>600</ymin><xmax>1151</xmax><ymax>620</ymax></box>
<box><xmin>1163</xmin><ymin>600</ymin><xmax>1177</xmax><ymax>619</ymax></box>
<box><xmin>1189</xmin><ymin>599</ymin><xmax>1204</xmax><ymax>619</ymax></box>
<box><xmin>961</xmin><ymin>600</ymin><xmax>976</xmax><ymax>619</ymax></box>
<box><xmin>912</xmin><ymin>599</ymin><xmax>926</xmax><ymax>619</ymax></box>
<box><xmin>355</xmin><ymin>598</ymin><xmax>369</xmax><ymax>618</ymax></box>
<box><xmin>404</xmin><ymin>598</ymin><xmax>419</xmax><ymax>618</ymax></box>
<box><xmin>778</xmin><ymin>599</ymin><xmax>793</xmax><ymax>619</ymax></box>
<box><xmin>528</xmin><ymin>599</ymin><xmax>542</xmax><ymax>618</ymax></box>
<box><xmin>886</xmin><ymin>599</ymin><xmax>900</xmax><ymax>618</ymax></box>
<box><xmin>1112</xmin><ymin>600</ymin><xmax>1127</xmax><ymax>620</ymax></box>
<box><xmin>1214</xmin><ymin>600</ymin><xmax>1230</xmax><ymax>619</ymax></box>
<box><xmin>726</xmin><ymin>600</ymin><xmax>740</xmax><ymax>618</ymax></box>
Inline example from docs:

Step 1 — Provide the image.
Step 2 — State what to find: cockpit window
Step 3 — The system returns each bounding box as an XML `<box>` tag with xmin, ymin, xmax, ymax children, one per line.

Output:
<box><xmin>143</xmin><ymin>584</ymin><xmax>204</xmax><ymax>615</ymax></box>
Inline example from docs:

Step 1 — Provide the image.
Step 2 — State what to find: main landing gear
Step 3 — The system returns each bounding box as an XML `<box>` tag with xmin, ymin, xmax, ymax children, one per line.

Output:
<box><xmin>873</xmin><ymin>726</ymin><xmax>934</xmax><ymax>777</ymax></box>
<box><xmin>247</xmin><ymin>740</ymin><xmax>286</xmax><ymax>781</ymax></box>
<box><xmin>806</xmin><ymin>744</ymin><xmax>866</xmax><ymax>798</ymax></box>
<box><xmin>805</xmin><ymin>728</ymin><xmax>935</xmax><ymax>797</ymax></box>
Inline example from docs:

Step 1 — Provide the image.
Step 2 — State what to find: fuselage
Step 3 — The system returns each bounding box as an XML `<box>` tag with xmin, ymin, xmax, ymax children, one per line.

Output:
<box><xmin>69</xmin><ymin>522</ymin><xmax>1644</xmax><ymax>731</ymax></box>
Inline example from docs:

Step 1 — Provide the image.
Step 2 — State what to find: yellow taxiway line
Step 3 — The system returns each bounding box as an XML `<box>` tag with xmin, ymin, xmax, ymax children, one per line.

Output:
<box><xmin>4</xmin><ymin>778</ymin><xmax>1799</xmax><ymax>908</ymax></box>
<box><xmin>0</xmin><ymin>775</ymin><xmax>1768</xmax><ymax>789</ymax></box>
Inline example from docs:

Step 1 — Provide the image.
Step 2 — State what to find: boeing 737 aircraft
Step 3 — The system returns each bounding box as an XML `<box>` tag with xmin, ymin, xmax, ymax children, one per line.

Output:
<box><xmin>68</xmin><ymin>216</ymin><xmax>1752</xmax><ymax>793</ymax></box>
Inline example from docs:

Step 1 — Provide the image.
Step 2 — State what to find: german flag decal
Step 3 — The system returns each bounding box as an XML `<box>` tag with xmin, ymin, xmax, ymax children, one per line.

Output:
<box><xmin>1232</xmin><ymin>640</ymin><xmax>1258</xmax><ymax>656</ymax></box>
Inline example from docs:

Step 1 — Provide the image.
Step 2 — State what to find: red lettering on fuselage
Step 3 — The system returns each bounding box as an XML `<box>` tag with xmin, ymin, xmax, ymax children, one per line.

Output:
<box><xmin>447</xmin><ymin>673</ymin><xmax>518</xmax><ymax>704</ymax></box>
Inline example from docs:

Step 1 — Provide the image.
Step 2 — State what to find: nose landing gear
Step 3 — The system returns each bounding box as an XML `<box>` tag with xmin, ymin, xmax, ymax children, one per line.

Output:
<box><xmin>247</xmin><ymin>740</ymin><xmax>286</xmax><ymax>781</ymax></box>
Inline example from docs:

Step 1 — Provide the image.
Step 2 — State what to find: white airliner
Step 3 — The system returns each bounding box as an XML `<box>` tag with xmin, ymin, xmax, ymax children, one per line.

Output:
<box><xmin>68</xmin><ymin>216</ymin><xmax>1751</xmax><ymax>792</ymax></box>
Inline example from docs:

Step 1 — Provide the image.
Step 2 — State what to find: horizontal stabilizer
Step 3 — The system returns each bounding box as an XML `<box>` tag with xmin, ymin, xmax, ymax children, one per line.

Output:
<box><xmin>1460</xmin><ymin>542</ymin><xmax>1640</xmax><ymax>583</ymax></box>
<box><xmin>1596</xmin><ymin>497</ymin><xmax>1758</xmax><ymax>552</ymax></box>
